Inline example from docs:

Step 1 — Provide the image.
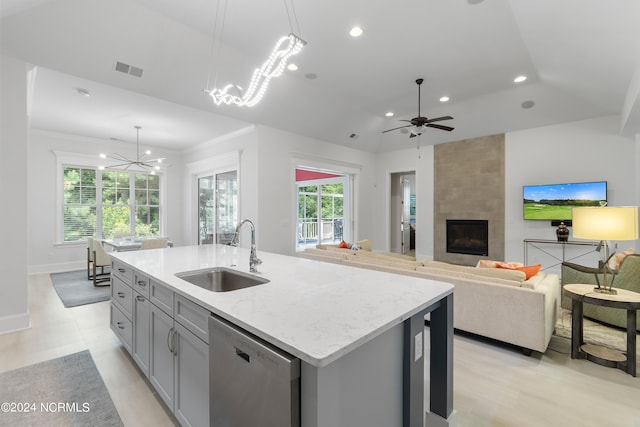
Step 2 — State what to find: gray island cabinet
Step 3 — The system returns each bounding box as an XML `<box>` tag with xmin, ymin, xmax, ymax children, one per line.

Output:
<box><xmin>109</xmin><ymin>244</ymin><xmax>455</xmax><ymax>427</ymax></box>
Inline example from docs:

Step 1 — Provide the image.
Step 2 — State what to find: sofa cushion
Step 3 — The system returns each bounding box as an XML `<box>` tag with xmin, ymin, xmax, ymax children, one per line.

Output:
<box><xmin>414</xmin><ymin>266</ymin><xmax>523</xmax><ymax>287</ymax></box>
<box><xmin>608</xmin><ymin>247</ymin><xmax>635</xmax><ymax>270</ymax></box>
<box><xmin>477</xmin><ymin>260</ymin><xmax>524</xmax><ymax>269</ymax></box>
<box><xmin>498</xmin><ymin>263</ymin><xmax>541</xmax><ymax>280</ymax></box>
<box><xmin>423</xmin><ymin>260</ymin><xmax>526</xmax><ymax>282</ymax></box>
<box><xmin>521</xmin><ymin>272</ymin><xmax>546</xmax><ymax>289</ymax></box>
<box><xmin>356</xmin><ymin>239</ymin><xmax>372</xmax><ymax>252</ymax></box>
<box><xmin>351</xmin><ymin>250</ymin><xmax>423</xmax><ymax>268</ymax></box>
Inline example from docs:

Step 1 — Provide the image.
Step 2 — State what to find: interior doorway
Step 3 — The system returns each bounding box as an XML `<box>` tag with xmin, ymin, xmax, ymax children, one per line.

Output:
<box><xmin>390</xmin><ymin>171</ymin><xmax>415</xmax><ymax>256</ymax></box>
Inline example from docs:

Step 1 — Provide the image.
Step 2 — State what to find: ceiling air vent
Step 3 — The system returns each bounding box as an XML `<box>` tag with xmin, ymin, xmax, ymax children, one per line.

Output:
<box><xmin>115</xmin><ymin>61</ymin><xmax>144</xmax><ymax>78</ymax></box>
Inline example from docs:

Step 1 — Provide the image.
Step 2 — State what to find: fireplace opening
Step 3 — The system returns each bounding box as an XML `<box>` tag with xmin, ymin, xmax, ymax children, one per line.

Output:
<box><xmin>446</xmin><ymin>219</ymin><xmax>488</xmax><ymax>256</ymax></box>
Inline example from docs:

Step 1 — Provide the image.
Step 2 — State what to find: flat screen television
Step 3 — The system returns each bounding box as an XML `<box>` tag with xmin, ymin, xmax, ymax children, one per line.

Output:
<box><xmin>523</xmin><ymin>181</ymin><xmax>607</xmax><ymax>221</ymax></box>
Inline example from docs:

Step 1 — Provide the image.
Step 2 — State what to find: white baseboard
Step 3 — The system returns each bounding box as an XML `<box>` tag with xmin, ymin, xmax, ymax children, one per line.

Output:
<box><xmin>28</xmin><ymin>261</ymin><xmax>85</xmax><ymax>275</ymax></box>
<box><xmin>0</xmin><ymin>311</ymin><xmax>31</xmax><ymax>335</ymax></box>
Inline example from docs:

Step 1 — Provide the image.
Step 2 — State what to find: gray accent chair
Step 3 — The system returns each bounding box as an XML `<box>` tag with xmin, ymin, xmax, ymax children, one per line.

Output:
<box><xmin>561</xmin><ymin>253</ymin><xmax>640</xmax><ymax>331</ymax></box>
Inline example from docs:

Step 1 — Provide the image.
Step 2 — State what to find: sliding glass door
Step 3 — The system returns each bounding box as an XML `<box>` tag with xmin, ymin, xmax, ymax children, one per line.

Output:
<box><xmin>296</xmin><ymin>174</ymin><xmax>350</xmax><ymax>250</ymax></box>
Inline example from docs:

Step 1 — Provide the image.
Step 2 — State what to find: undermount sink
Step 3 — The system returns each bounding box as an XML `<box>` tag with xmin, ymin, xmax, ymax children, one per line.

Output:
<box><xmin>175</xmin><ymin>267</ymin><xmax>269</xmax><ymax>292</ymax></box>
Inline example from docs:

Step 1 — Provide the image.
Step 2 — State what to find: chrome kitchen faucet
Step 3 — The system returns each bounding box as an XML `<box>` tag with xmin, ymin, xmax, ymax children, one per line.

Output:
<box><xmin>230</xmin><ymin>219</ymin><xmax>262</xmax><ymax>273</ymax></box>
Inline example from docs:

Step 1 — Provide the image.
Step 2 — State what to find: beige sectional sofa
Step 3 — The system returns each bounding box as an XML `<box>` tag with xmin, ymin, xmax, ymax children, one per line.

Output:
<box><xmin>299</xmin><ymin>244</ymin><xmax>560</xmax><ymax>354</ymax></box>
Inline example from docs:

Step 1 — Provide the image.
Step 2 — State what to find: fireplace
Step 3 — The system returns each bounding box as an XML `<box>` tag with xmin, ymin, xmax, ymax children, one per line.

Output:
<box><xmin>446</xmin><ymin>219</ymin><xmax>488</xmax><ymax>256</ymax></box>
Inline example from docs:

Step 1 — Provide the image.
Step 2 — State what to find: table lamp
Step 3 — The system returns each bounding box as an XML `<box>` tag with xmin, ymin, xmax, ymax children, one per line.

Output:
<box><xmin>572</xmin><ymin>206</ymin><xmax>639</xmax><ymax>294</ymax></box>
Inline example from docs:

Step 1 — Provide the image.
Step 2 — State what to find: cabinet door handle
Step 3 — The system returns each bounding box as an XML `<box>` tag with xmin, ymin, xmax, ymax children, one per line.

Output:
<box><xmin>172</xmin><ymin>329</ymin><xmax>178</xmax><ymax>356</ymax></box>
<box><xmin>136</xmin><ymin>295</ymin><xmax>145</xmax><ymax>302</ymax></box>
<box><xmin>167</xmin><ymin>327</ymin><xmax>175</xmax><ymax>353</ymax></box>
<box><xmin>116</xmin><ymin>321</ymin><xmax>125</xmax><ymax>330</ymax></box>
<box><xmin>137</xmin><ymin>280</ymin><xmax>146</xmax><ymax>287</ymax></box>
<box><xmin>117</xmin><ymin>292</ymin><xmax>125</xmax><ymax>298</ymax></box>
<box><xmin>118</xmin><ymin>268</ymin><xmax>126</xmax><ymax>273</ymax></box>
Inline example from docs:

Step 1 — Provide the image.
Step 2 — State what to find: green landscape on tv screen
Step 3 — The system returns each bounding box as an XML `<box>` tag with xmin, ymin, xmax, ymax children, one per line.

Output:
<box><xmin>523</xmin><ymin>181</ymin><xmax>607</xmax><ymax>221</ymax></box>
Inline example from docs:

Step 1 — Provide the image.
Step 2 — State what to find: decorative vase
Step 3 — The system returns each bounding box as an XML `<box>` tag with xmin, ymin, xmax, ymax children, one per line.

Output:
<box><xmin>556</xmin><ymin>221</ymin><xmax>569</xmax><ymax>242</ymax></box>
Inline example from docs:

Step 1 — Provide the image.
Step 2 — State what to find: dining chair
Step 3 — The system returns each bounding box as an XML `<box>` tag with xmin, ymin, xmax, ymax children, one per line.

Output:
<box><xmin>87</xmin><ymin>237</ymin><xmax>94</xmax><ymax>280</ymax></box>
<box><xmin>140</xmin><ymin>238</ymin><xmax>169</xmax><ymax>250</ymax></box>
<box><xmin>92</xmin><ymin>240</ymin><xmax>111</xmax><ymax>286</ymax></box>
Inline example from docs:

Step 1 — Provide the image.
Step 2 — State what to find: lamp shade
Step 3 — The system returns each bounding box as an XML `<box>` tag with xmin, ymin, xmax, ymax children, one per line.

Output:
<box><xmin>572</xmin><ymin>206</ymin><xmax>639</xmax><ymax>241</ymax></box>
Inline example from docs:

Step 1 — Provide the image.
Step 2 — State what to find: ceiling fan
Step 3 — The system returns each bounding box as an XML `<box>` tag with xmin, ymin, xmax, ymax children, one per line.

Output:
<box><xmin>382</xmin><ymin>78</ymin><xmax>454</xmax><ymax>138</ymax></box>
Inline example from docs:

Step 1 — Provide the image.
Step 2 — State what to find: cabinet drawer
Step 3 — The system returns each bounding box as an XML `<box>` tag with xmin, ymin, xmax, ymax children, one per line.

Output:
<box><xmin>133</xmin><ymin>272</ymin><xmax>150</xmax><ymax>298</ymax></box>
<box><xmin>112</xmin><ymin>259</ymin><xmax>134</xmax><ymax>284</ymax></box>
<box><xmin>111</xmin><ymin>303</ymin><xmax>133</xmax><ymax>353</ymax></box>
<box><xmin>111</xmin><ymin>275</ymin><xmax>133</xmax><ymax>319</ymax></box>
<box><xmin>150</xmin><ymin>279</ymin><xmax>174</xmax><ymax>316</ymax></box>
<box><xmin>175</xmin><ymin>294</ymin><xmax>209</xmax><ymax>344</ymax></box>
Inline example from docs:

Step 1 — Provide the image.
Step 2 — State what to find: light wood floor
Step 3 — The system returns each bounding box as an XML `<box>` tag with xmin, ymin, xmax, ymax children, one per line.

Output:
<box><xmin>1</xmin><ymin>274</ymin><xmax>639</xmax><ymax>427</ymax></box>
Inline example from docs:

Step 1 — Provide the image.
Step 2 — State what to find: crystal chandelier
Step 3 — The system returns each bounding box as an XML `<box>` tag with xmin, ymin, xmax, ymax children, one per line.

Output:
<box><xmin>99</xmin><ymin>126</ymin><xmax>164</xmax><ymax>174</ymax></box>
<box><xmin>204</xmin><ymin>0</ymin><xmax>305</xmax><ymax>107</ymax></box>
<box><xmin>206</xmin><ymin>33</ymin><xmax>305</xmax><ymax>107</ymax></box>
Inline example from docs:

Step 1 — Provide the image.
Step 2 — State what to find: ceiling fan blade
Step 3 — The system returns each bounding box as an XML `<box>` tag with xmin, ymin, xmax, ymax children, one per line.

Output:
<box><xmin>426</xmin><ymin>123</ymin><xmax>454</xmax><ymax>132</ymax></box>
<box><xmin>398</xmin><ymin>119</ymin><xmax>413</xmax><ymax>123</ymax></box>
<box><xmin>382</xmin><ymin>124</ymin><xmax>412</xmax><ymax>133</ymax></box>
<box><xmin>425</xmin><ymin>116</ymin><xmax>453</xmax><ymax>123</ymax></box>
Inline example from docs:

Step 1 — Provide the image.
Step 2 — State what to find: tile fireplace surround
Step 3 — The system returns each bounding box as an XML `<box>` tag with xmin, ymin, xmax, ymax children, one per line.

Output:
<box><xmin>434</xmin><ymin>134</ymin><xmax>505</xmax><ymax>265</ymax></box>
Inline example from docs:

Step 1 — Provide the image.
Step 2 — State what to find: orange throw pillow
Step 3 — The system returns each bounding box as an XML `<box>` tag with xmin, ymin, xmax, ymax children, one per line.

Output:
<box><xmin>498</xmin><ymin>263</ymin><xmax>541</xmax><ymax>280</ymax></box>
<box><xmin>339</xmin><ymin>240</ymin><xmax>350</xmax><ymax>249</ymax></box>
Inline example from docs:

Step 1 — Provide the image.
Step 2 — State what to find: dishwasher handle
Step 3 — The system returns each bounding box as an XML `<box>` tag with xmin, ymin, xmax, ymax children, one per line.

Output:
<box><xmin>235</xmin><ymin>348</ymin><xmax>251</xmax><ymax>363</ymax></box>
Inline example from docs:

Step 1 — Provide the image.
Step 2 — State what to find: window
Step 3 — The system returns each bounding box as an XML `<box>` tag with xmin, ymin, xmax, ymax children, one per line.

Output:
<box><xmin>63</xmin><ymin>167</ymin><xmax>97</xmax><ymax>242</ymax></box>
<box><xmin>62</xmin><ymin>166</ymin><xmax>162</xmax><ymax>242</ymax></box>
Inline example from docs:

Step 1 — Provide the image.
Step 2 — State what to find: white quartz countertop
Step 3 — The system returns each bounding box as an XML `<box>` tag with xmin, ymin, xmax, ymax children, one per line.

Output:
<box><xmin>111</xmin><ymin>245</ymin><xmax>453</xmax><ymax>367</ymax></box>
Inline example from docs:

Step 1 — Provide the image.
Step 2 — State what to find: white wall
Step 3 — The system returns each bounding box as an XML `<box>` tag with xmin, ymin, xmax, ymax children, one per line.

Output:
<box><xmin>27</xmin><ymin>130</ymin><xmax>183</xmax><ymax>273</ymax></box>
<box><xmin>181</xmin><ymin>125</ymin><xmax>377</xmax><ymax>256</ymax></box>
<box><xmin>254</xmin><ymin>126</ymin><xmax>377</xmax><ymax>255</ymax></box>
<box><xmin>505</xmin><ymin>115</ymin><xmax>638</xmax><ymax>268</ymax></box>
<box><xmin>181</xmin><ymin>126</ymin><xmax>259</xmax><ymax>247</ymax></box>
<box><xmin>371</xmin><ymin>145</ymin><xmax>435</xmax><ymax>261</ymax></box>
<box><xmin>0</xmin><ymin>55</ymin><xmax>30</xmax><ymax>333</ymax></box>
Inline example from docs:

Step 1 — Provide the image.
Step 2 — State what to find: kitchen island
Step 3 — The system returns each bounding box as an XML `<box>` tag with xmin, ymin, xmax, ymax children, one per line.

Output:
<box><xmin>109</xmin><ymin>244</ymin><xmax>455</xmax><ymax>427</ymax></box>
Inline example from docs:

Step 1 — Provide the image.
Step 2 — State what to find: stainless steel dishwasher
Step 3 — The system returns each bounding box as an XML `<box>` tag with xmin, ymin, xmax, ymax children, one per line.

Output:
<box><xmin>209</xmin><ymin>314</ymin><xmax>300</xmax><ymax>427</ymax></box>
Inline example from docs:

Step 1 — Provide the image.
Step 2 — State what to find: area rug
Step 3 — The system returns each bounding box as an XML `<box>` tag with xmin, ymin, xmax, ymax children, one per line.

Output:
<box><xmin>51</xmin><ymin>270</ymin><xmax>111</xmax><ymax>308</ymax></box>
<box><xmin>0</xmin><ymin>350</ymin><xmax>123</xmax><ymax>426</ymax></box>
<box><xmin>554</xmin><ymin>308</ymin><xmax>630</xmax><ymax>352</ymax></box>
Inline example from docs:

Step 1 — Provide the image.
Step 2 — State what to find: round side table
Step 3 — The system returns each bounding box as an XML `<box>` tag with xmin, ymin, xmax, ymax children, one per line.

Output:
<box><xmin>562</xmin><ymin>284</ymin><xmax>640</xmax><ymax>377</ymax></box>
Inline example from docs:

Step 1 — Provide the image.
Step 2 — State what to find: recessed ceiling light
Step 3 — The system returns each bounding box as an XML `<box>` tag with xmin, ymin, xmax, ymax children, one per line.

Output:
<box><xmin>76</xmin><ymin>88</ymin><xmax>91</xmax><ymax>97</ymax></box>
<box><xmin>305</xmin><ymin>73</ymin><xmax>318</xmax><ymax>79</ymax></box>
<box><xmin>514</xmin><ymin>75</ymin><xmax>527</xmax><ymax>83</ymax></box>
<box><xmin>385</xmin><ymin>112</ymin><xmax>394</xmax><ymax>117</ymax></box>
<box><xmin>467</xmin><ymin>0</ymin><xmax>485</xmax><ymax>4</ymax></box>
<box><xmin>439</xmin><ymin>96</ymin><xmax>450</xmax><ymax>103</ymax></box>
<box><xmin>521</xmin><ymin>100</ymin><xmax>535</xmax><ymax>109</ymax></box>
<box><xmin>349</xmin><ymin>26</ymin><xmax>363</xmax><ymax>37</ymax></box>
<box><xmin>287</xmin><ymin>63</ymin><xmax>299</xmax><ymax>71</ymax></box>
